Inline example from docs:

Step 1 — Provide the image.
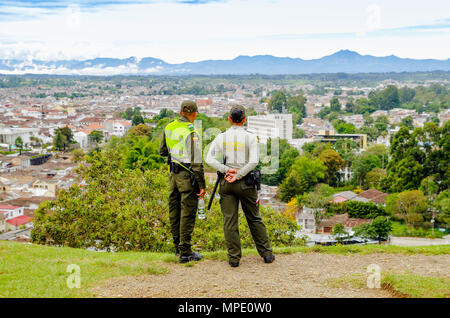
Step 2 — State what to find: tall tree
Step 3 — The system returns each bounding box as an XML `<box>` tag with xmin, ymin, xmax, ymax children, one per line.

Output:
<box><xmin>351</xmin><ymin>152</ymin><xmax>382</xmax><ymax>187</ymax></box>
<box><xmin>391</xmin><ymin>190</ymin><xmax>427</xmax><ymax>228</ymax></box>
<box><xmin>89</xmin><ymin>130</ymin><xmax>104</xmax><ymax>144</ymax></box>
<box><xmin>354</xmin><ymin>216</ymin><xmax>392</xmax><ymax>242</ymax></box>
<box><xmin>400</xmin><ymin>116</ymin><xmax>414</xmax><ymax>130</ymax></box>
<box><xmin>279</xmin><ymin>156</ymin><xmax>327</xmax><ymax>202</ymax></box>
<box><xmin>55</xmin><ymin>127</ymin><xmax>74</xmax><ymax>144</ymax></box>
<box><xmin>374</xmin><ymin>115</ymin><xmax>389</xmax><ymax>134</ymax></box>
<box><xmin>124</xmin><ymin>107</ymin><xmax>134</xmax><ymax>120</ymax></box>
<box><xmin>332</xmin><ymin>223</ymin><xmax>349</xmax><ymax>244</ymax></box>
<box><xmin>319</xmin><ymin>149</ymin><xmax>345</xmax><ymax>186</ymax></box>
<box><xmin>15</xmin><ymin>136</ymin><xmax>23</xmax><ymax>155</ymax></box>
<box><xmin>268</xmin><ymin>91</ymin><xmax>287</xmax><ymax>113</ymax></box>
<box><xmin>330</xmin><ymin>96</ymin><xmax>341</xmax><ymax>112</ymax></box>
<box><xmin>132</xmin><ymin>113</ymin><xmax>145</xmax><ymax>126</ymax></box>
<box><xmin>286</xmin><ymin>93</ymin><xmax>307</xmax><ymax>118</ymax></box>
<box><xmin>53</xmin><ymin>132</ymin><xmax>67</xmax><ymax>151</ymax></box>
<box><xmin>387</xmin><ymin>122</ymin><xmax>449</xmax><ymax>192</ymax></box>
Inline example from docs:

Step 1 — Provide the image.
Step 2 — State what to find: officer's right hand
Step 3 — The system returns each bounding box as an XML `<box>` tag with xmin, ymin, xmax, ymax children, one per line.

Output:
<box><xmin>227</xmin><ymin>168</ymin><xmax>238</xmax><ymax>175</ymax></box>
<box><xmin>225</xmin><ymin>173</ymin><xmax>237</xmax><ymax>183</ymax></box>
<box><xmin>197</xmin><ymin>188</ymin><xmax>206</xmax><ymax>199</ymax></box>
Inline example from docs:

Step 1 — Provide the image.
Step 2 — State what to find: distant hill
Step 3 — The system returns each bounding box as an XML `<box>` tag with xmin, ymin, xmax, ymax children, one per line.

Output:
<box><xmin>1</xmin><ymin>50</ymin><xmax>449</xmax><ymax>75</ymax></box>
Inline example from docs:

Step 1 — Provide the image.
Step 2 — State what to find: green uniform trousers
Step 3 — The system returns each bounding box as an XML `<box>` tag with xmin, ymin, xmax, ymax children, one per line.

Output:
<box><xmin>168</xmin><ymin>169</ymin><xmax>198</xmax><ymax>256</ymax></box>
<box><xmin>218</xmin><ymin>178</ymin><xmax>273</xmax><ymax>262</ymax></box>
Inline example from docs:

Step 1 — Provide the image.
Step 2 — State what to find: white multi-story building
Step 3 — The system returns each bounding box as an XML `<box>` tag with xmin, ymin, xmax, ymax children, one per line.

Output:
<box><xmin>247</xmin><ymin>114</ymin><xmax>293</xmax><ymax>142</ymax></box>
<box><xmin>0</xmin><ymin>205</ymin><xmax>24</xmax><ymax>220</ymax></box>
<box><xmin>0</xmin><ymin>128</ymin><xmax>40</xmax><ymax>146</ymax></box>
<box><xmin>73</xmin><ymin>131</ymin><xmax>89</xmax><ymax>149</ymax></box>
<box><xmin>103</xmin><ymin>120</ymin><xmax>132</xmax><ymax>137</ymax></box>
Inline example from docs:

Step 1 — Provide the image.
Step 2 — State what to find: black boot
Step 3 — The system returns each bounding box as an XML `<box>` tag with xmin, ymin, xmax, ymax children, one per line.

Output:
<box><xmin>179</xmin><ymin>252</ymin><xmax>203</xmax><ymax>263</ymax></box>
<box><xmin>229</xmin><ymin>261</ymin><xmax>239</xmax><ymax>268</ymax></box>
<box><xmin>263</xmin><ymin>254</ymin><xmax>275</xmax><ymax>263</ymax></box>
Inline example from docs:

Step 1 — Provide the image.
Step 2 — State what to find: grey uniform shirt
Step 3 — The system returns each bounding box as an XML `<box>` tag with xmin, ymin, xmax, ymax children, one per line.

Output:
<box><xmin>205</xmin><ymin>125</ymin><xmax>259</xmax><ymax>180</ymax></box>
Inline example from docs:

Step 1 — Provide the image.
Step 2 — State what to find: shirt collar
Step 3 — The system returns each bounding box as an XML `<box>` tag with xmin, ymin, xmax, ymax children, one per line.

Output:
<box><xmin>179</xmin><ymin>116</ymin><xmax>191</xmax><ymax>123</ymax></box>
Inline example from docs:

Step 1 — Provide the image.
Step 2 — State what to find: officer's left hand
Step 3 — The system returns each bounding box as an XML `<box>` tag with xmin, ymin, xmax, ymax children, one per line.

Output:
<box><xmin>197</xmin><ymin>188</ymin><xmax>206</xmax><ymax>199</ymax></box>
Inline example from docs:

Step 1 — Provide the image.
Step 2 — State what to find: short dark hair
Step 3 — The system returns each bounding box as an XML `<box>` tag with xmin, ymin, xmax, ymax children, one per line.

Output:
<box><xmin>230</xmin><ymin>108</ymin><xmax>245</xmax><ymax>123</ymax></box>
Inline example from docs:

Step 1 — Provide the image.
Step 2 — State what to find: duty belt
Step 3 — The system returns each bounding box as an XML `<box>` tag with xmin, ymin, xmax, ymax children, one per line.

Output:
<box><xmin>170</xmin><ymin>162</ymin><xmax>191</xmax><ymax>173</ymax></box>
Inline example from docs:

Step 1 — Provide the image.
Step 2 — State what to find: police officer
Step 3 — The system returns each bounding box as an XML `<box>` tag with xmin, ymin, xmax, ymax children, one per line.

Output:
<box><xmin>159</xmin><ymin>100</ymin><xmax>206</xmax><ymax>263</ymax></box>
<box><xmin>206</xmin><ymin>105</ymin><xmax>275</xmax><ymax>267</ymax></box>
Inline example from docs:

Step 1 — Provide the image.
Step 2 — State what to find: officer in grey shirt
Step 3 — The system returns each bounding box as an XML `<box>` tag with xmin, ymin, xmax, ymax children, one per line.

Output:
<box><xmin>206</xmin><ymin>105</ymin><xmax>274</xmax><ymax>268</ymax></box>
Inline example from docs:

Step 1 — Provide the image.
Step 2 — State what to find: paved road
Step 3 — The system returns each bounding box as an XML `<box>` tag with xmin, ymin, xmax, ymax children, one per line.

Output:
<box><xmin>389</xmin><ymin>236</ymin><xmax>450</xmax><ymax>246</ymax></box>
<box><xmin>0</xmin><ymin>228</ymin><xmax>31</xmax><ymax>241</ymax></box>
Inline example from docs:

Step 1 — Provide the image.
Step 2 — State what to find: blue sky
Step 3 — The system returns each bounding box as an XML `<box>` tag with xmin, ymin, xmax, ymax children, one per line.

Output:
<box><xmin>0</xmin><ymin>0</ymin><xmax>449</xmax><ymax>62</ymax></box>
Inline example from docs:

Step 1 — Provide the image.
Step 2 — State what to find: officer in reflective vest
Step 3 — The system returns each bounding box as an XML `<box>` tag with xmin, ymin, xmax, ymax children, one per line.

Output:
<box><xmin>159</xmin><ymin>100</ymin><xmax>206</xmax><ymax>263</ymax></box>
<box><xmin>206</xmin><ymin>105</ymin><xmax>274</xmax><ymax>268</ymax></box>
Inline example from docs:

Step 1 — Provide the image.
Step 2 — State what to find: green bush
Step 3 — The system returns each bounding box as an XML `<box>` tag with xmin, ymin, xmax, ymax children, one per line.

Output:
<box><xmin>391</xmin><ymin>221</ymin><xmax>447</xmax><ymax>238</ymax></box>
<box><xmin>32</xmin><ymin>147</ymin><xmax>304</xmax><ymax>252</ymax></box>
<box><xmin>353</xmin><ymin>216</ymin><xmax>392</xmax><ymax>241</ymax></box>
<box><xmin>325</xmin><ymin>200</ymin><xmax>388</xmax><ymax>219</ymax></box>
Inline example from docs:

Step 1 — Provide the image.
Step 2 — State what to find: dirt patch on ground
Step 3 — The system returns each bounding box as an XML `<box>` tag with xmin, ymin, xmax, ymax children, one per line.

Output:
<box><xmin>92</xmin><ymin>253</ymin><xmax>450</xmax><ymax>298</ymax></box>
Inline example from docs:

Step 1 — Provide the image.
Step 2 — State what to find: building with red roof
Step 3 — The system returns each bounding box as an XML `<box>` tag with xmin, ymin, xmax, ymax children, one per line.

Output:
<box><xmin>5</xmin><ymin>215</ymin><xmax>33</xmax><ymax>230</ymax></box>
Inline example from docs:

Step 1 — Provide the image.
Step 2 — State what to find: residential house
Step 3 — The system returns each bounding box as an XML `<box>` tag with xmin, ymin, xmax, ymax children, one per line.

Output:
<box><xmin>74</xmin><ymin>130</ymin><xmax>89</xmax><ymax>148</ymax></box>
<box><xmin>0</xmin><ymin>205</ymin><xmax>24</xmax><ymax>220</ymax></box>
<box><xmin>5</xmin><ymin>215</ymin><xmax>33</xmax><ymax>231</ymax></box>
<box><xmin>296</xmin><ymin>207</ymin><xmax>319</xmax><ymax>234</ymax></box>
<box><xmin>32</xmin><ymin>180</ymin><xmax>60</xmax><ymax>197</ymax></box>
<box><xmin>332</xmin><ymin>191</ymin><xmax>358</xmax><ymax>203</ymax></box>
<box><xmin>103</xmin><ymin>120</ymin><xmax>131</xmax><ymax>137</ymax></box>
<box><xmin>11</xmin><ymin>155</ymin><xmax>31</xmax><ymax>169</ymax></box>
<box><xmin>196</xmin><ymin>99</ymin><xmax>212</xmax><ymax>111</ymax></box>
<box><xmin>0</xmin><ymin>127</ymin><xmax>40</xmax><ymax>145</ymax></box>
<box><xmin>318</xmin><ymin>213</ymin><xmax>371</xmax><ymax>234</ymax></box>
<box><xmin>357</xmin><ymin>188</ymin><xmax>388</xmax><ymax>205</ymax></box>
<box><xmin>342</xmin><ymin>114</ymin><xmax>364</xmax><ymax>128</ymax></box>
<box><xmin>331</xmin><ymin>188</ymin><xmax>387</xmax><ymax>205</ymax></box>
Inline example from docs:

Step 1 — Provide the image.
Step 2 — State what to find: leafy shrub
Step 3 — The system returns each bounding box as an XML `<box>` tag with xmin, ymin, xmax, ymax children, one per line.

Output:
<box><xmin>325</xmin><ymin>200</ymin><xmax>388</xmax><ymax>219</ymax></box>
<box><xmin>353</xmin><ymin>216</ymin><xmax>392</xmax><ymax>241</ymax></box>
<box><xmin>32</xmin><ymin>147</ymin><xmax>304</xmax><ymax>252</ymax></box>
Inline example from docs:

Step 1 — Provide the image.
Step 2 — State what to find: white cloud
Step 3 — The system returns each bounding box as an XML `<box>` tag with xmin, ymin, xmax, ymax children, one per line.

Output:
<box><xmin>0</xmin><ymin>0</ymin><xmax>449</xmax><ymax>62</ymax></box>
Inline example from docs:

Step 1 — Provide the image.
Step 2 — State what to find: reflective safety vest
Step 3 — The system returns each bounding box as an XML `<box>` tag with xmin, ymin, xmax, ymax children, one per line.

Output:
<box><xmin>164</xmin><ymin>119</ymin><xmax>196</xmax><ymax>163</ymax></box>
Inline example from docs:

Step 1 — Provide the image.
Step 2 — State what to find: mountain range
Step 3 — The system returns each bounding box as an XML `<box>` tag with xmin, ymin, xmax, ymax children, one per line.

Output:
<box><xmin>1</xmin><ymin>50</ymin><xmax>449</xmax><ymax>75</ymax></box>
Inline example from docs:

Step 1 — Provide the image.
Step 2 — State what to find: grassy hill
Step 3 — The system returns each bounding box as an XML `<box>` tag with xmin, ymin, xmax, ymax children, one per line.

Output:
<box><xmin>0</xmin><ymin>241</ymin><xmax>448</xmax><ymax>298</ymax></box>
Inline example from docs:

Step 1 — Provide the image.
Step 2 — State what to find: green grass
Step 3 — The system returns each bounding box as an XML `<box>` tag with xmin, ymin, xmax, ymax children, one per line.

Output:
<box><xmin>0</xmin><ymin>150</ymin><xmax>17</xmax><ymax>155</ymax></box>
<box><xmin>383</xmin><ymin>273</ymin><xmax>450</xmax><ymax>298</ymax></box>
<box><xmin>0</xmin><ymin>241</ymin><xmax>176</xmax><ymax>298</ymax></box>
<box><xmin>327</xmin><ymin>273</ymin><xmax>367</xmax><ymax>289</ymax></box>
<box><xmin>391</xmin><ymin>221</ymin><xmax>448</xmax><ymax>239</ymax></box>
<box><xmin>327</xmin><ymin>272</ymin><xmax>450</xmax><ymax>298</ymax></box>
<box><xmin>1</xmin><ymin>241</ymin><xmax>449</xmax><ymax>297</ymax></box>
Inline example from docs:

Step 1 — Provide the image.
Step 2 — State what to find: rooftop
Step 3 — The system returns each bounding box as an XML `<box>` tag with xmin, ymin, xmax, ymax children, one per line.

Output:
<box><xmin>6</xmin><ymin>215</ymin><xmax>33</xmax><ymax>226</ymax></box>
<box><xmin>0</xmin><ymin>204</ymin><xmax>21</xmax><ymax>210</ymax></box>
<box><xmin>320</xmin><ymin>213</ymin><xmax>371</xmax><ymax>229</ymax></box>
<box><xmin>358</xmin><ymin>188</ymin><xmax>388</xmax><ymax>204</ymax></box>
